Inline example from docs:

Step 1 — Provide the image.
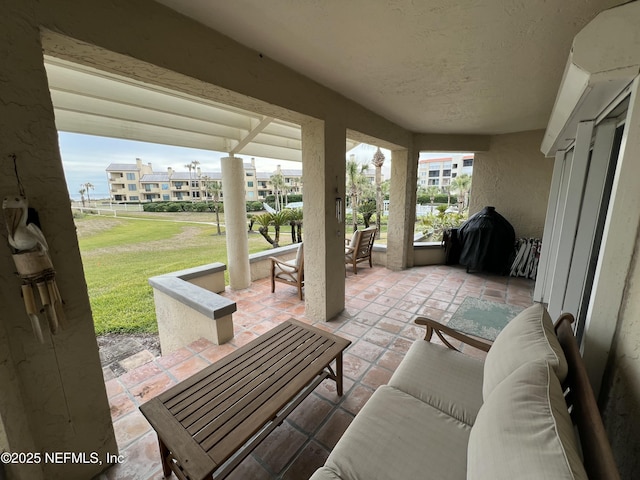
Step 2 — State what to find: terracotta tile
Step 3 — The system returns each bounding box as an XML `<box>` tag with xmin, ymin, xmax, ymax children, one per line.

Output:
<box><xmin>315</xmin><ymin>409</ymin><xmax>354</xmax><ymax>450</ymax></box>
<box><xmin>338</xmin><ymin>322</ymin><xmax>369</xmax><ymax>338</ymax></box>
<box><xmin>285</xmin><ymin>303</ymin><xmax>306</xmax><ymax>316</ymax></box>
<box><xmin>400</xmin><ymin>324</ymin><xmax>424</xmax><ymax>341</ymax></box>
<box><xmin>314</xmin><ymin>377</ymin><xmax>355</xmax><ymax>403</ymax></box>
<box><xmin>119</xmin><ymin>362</ymin><xmax>163</xmax><ymax>389</ymax></box>
<box><xmin>119</xmin><ymin>350</ymin><xmax>156</xmax><ymax>372</ymax></box>
<box><xmin>129</xmin><ymin>373</ymin><xmax>175</xmax><ymax>403</ymax></box>
<box><xmin>168</xmin><ymin>356</ymin><xmax>209</xmax><ymax>382</ymax></box>
<box><xmin>347</xmin><ymin>340</ymin><xmax>385</xmax><ymax>362</ymax></box>
<box><xmin>362</xmin><ymin>302</ymin><xmax>391</xmax><ymax>316</ymax></box>
<box><xmin>377</xmin><ymin>350</ymin><xmax>405</xmax><ymax>372</ymax></box>
<box><xmin>361</xmin><ymin>365</ymin><xmax>393</xmax><ymax>389</ymax></box>
<box><xmin>155</xmin><ymin>347</ymin><xmax>193</xmax><ymax>369</ymax></box>
<box><xmin>389</xmin><ymin>336</ymin><xmax>413</xmax><ymax>354</ymax></box>
<box><xmin>383</xmin><ymin>286</ymin><xmax>411</xmax><ymax>299</ymax></box>
<box><xmin>199</xmin><ymin>343</ymin><xmax>237</xmax><ymax>363</ymax></box>
<box><xmin>341</xmin><ymin>384</ymin><xmax>374</xmax><ymax>415</ymax></box>
<box><xmin>113</xmin><ymin>411</ymin><xmax>151</xmax><ymax>449</ymax></box>
<box><xmin>345</xmin><ymin>297</ymin><xmax>370</xmax><ymax>310</ymax></box>
<box><xmin>253</xmin><ymin>421</ymin><xmax>307</xmax><ymax>474</ymax></box>
<box><xmin>393</xmin><ymin>299</ymin><xmax>422</xmax><ymax>314</ymax></box>
<box><xmin>362</xmin><ymin>328</ymin><xmax>395</xmax><ymax>347</ymax></box>
<box><xmin>342</xmin><ymin>353</ymin><xmax>371</xmax><ymax>380</ymax></box>
<box><xmin>353</xmin><ymin>312</ymin><xmax>382</xmax><ymax>326</ymax></box>
<box><xmin>385</xmin><ymin>309</ymin><xmax>415</xmax><ymax>322</ymax></box>
<box><xmin>250</xmin><ymin>320</ymin><xmax>280</xmax><ymax>336</ymax></box>
<box><xmin>104</xmin><ymin>431</ymin><xmax>162</xmax><ymax>480</ymax></box>
<box><xmin>232</xmin><ymin>330</ymin><xmax>259</xmax><ymax>347</ymax></box>
<box><xmin>226</xmin><ymin>454</ymin><xmax>272</xmax><ymax>480</ymax></box>
<box><xmin>376</xmin><ymin>318</ymin><xmax>406</xmax><ymax>334</ymax></box>
<box><xmin>282</xmin><ymin>441</ymin><xmax>330</xmax><ymax>480</ymax></box>
<box><xmin>109</xmin><ymin>393</ymin><xmax>136</xmax><ymax>421</ymax></box>
<box><xmin>105</xmin><ymin>378</ymin><xmax>124</xmax><ymax>398</ymax></box>
<box><xmin>416</xmin><ymin>306</ymin><xmax>446</xmax><ymax>321</ymax></box>
<box><xmin>424</xmin><ymin>298</ymin><xmax>450</xmax><ymax>311</ymax></box>
<box><xmin>288</xmin><ymin>394</ymin><xmax>333</xmax><ymax>434</ymax></box>
<box><xmin>187</xmin><ymin>337</ymin><xmax>215</xmax><ymax>353</ymax></box>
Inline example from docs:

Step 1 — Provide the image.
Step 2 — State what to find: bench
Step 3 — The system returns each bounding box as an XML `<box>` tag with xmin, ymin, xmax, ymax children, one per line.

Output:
<box><xmin>311</xmin><ymin>303</ymin><xmax>620</xmax><ymax>480</ymax></box>
<box><xmin>140</xmin><ymin>319</ymin><xmax>351</xmax><ymax>480</ymax></box>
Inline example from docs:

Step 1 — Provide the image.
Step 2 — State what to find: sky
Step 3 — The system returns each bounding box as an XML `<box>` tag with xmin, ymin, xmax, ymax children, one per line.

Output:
<box><xmin>57</xmin><ymin>132</ymin><xmax>393</xmax><ymax>200</ymax></box>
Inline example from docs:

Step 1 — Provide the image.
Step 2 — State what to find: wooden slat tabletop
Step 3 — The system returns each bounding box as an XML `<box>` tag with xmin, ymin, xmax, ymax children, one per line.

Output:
<box><xmin>140</xmin><ymin>318</ymin><xmax>350</xmax><ymax>480</ymax></box>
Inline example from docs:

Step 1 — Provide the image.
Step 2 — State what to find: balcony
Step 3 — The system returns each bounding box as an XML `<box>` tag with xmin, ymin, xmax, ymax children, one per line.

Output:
<box><xmin>97</xmin><ymin>264</ymin><xmax>534</xmax><ymax>479</ymax></box>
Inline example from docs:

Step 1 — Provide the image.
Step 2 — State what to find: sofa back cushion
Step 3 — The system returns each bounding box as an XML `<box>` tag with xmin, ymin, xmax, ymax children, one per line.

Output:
<box><xmin>482</xmin><ymin>302</ymin><xmax>567</xmax><ymax>399</ymax></box>
<box><xmin>468</xmin><ymin>360</ymin><xmax>587</xmax><ymax>480</ymax></box>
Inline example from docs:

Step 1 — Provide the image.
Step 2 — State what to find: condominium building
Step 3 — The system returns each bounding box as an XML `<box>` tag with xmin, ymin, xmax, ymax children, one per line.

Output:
<box><xmin>106</xmin><ymin>158</ymin><xmax>302</xmax><ymax>203</ymax></box>
<box><xmin>417</xmin><ymin>154</ymin><xmax>474</xmax><ymax>189</ymax></box>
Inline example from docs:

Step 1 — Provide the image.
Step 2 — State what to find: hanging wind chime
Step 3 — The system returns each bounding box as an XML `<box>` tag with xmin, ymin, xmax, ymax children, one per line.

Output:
<box><xmin>2</xmin><ymin>154</ymin><xmax>66</xmax><ymax>342</ymax></box>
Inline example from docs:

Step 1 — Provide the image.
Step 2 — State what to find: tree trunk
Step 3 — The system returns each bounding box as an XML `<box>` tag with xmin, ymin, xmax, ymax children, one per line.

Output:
<box><xmin>258</xmin><ymin>226</ymin><xmax>275</xmax><ymax>246</ymax></box>
<box><xmin>375</xmin><ymin>166</ymin><xmax>382</xmax><ymax>239</ymax></box>
<box><xmin>215</xmin><ymin>204</ymin><xmax>221</xmax><ymax>235</ymax></box>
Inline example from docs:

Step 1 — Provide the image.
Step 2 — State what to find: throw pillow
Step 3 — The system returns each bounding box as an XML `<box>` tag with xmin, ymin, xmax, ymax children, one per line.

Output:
<box><xmin>482</xmin><ymin>302</ymin><xmax>567</xmax><ymax>399</ymax></box>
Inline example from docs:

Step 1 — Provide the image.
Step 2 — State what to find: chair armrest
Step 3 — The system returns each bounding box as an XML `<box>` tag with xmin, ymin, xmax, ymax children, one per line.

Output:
<box><xmin>344</xmin><ymin>245</ymin><xmax>355</xmax><ymax>254</ymax></box>
<box><xmin>414</xmin><ymin>316</ymin><xmax>492</xmax><ymax>352</ymax></box>
<box><xmin>268</xmin><ymin>257</ymin><xmax>297</xmax><ymax>269</ymax></box>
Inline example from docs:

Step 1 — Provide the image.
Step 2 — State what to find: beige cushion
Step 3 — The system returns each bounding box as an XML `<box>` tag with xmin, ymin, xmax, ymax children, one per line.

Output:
<box><xmin>294</xmin><ymin>242</ymin><xmax>304</xmax><ymax>265</ymax></box>
<box><xmin>388</xmin><ymin>340</ymin><xmax>484</xmax><ymax>425</ymax></box>
<box><xmin>467</xmin><ymin>360</ymin><xmax>587</xmax><ymax>480</ymax></box>
<box><xmin>318</xmin><ymin>385</ymin><xmax>471</xmax><ymax>480</ymax></box>
<box><xmin>482</xmin><ymin>303</ymin><xmax>567</xmax><ymax>399</ymax></box>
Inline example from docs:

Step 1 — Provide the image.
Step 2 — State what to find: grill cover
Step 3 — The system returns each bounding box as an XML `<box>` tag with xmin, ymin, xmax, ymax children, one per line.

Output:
<box><xmin>458</xmin><ymin>206</ymin><xmax>515</xmax><ymax>274</ymax></box>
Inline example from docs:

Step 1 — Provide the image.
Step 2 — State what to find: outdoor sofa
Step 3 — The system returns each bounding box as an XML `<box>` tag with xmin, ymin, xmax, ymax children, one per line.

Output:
<box><xmin>310</xmin><ymin>303</ymin><xmax>619</xmax><ymax>480</ymax></box>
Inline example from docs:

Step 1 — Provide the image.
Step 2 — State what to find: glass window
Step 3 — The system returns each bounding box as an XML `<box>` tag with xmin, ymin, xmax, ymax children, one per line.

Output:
<box><xmin>130</xmin><ymin>196</ymin><xmax>139</xmax><ymax>201</ymax></box>
<box><xmin>452</xmin><ymin>163</ymin><xmax>458</xmax><ymax>169</ymax></box>
<box><xmin>248</xmin><ymin>191</ymin><xmax>255</xmax><ymax>198</ymax></box>
<box><xmin>463</xmin><ymin>159</ymin><xmax>473</xmax><ymax>167</ymax></box>
<box><xmin>128</xmin><ymin>184</ymin><xmax>137</xmax><ymax>191</ymax></box>
<box><xmin>443</xmin><ymin>161</ymin><xmax>452</xmax><ymax>169</ymax></box>
<box><xmin>162</xmin><ymin>183</ymin><xmax>169</xmax><ymax>190</ymax></box>
<box><xmin>428</xmin><ymin>171</ymin><xmax>439</xmax><ymax>177</ymax></box>
<box><xmin>126</xmin><ymin>173</ymin><xmax>136</xmax><ymax>180</ymax></box>
<box><xmin>247</xmin><ymin>181</ymin><xmax>254</xmax><ymax>187</ymax></box>
<box><xmin>429</xmin><ymin>162</ymin><xmax>441</xmax><ymax>170</ymax></box>
<box><xmin>442</xmin><ymin>169</ymin><xmax>451</xmax><ymax>177</ymax></box>
<box><xmin>163</xmin><ymin>194</ymin><xmax>170</xmax><ymax>201</ymax></box>
<box><xmin>428</xmin><ymin>179</ymin><xmax>440</xmax><ymax>186</ymax></box>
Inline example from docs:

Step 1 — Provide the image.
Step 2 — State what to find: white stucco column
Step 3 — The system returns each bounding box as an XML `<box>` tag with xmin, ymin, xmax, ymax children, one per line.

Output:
<box><xmin>387</xmin><ymin>148</ymin><xmax>418</xmax><ymax>270</ymax></box>
<box><xmin>302</xmin><ymin>119</ymin><xmax>346</xmax><ymax>321</ymax></box>
<box><xmin>221</xmin><ymin>155</ymin><xmax>251</xmax><ymax>289</ymax></box>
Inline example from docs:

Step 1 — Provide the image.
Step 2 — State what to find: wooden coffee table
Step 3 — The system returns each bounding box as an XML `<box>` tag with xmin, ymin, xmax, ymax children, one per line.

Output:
<box><xmin>140</xmin><ymin>319</ymin><xmax>351</xmax><ymax>480</ymax></box>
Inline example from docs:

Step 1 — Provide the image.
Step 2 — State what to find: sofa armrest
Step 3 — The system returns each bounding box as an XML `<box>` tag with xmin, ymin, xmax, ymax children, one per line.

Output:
<box><xmin>414</xmin><ymin>316</ymin><xmax>492</xmax><ymax>353</ymax></box>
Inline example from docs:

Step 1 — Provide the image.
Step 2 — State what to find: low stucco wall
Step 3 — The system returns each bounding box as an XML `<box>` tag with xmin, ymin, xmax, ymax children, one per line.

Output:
<box><xmin>249</xmin><ymin>244</ymin><xmax>299</xmax><ymax>281</ymax></box>
<box><xmin>471</xmin><ymin>130</ymin><xmax>554</xmax><ymax>238</ymax></box>
<box><xmin>149</xmin><ymin>263</ymin><xmax>235</xmax><ymax>353</ymax></box>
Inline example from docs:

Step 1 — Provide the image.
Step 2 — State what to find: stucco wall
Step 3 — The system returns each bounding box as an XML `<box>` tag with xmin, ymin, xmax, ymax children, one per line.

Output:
<box><xmin>470</xmin><ymin>130</ymin><xmax>553</xmax><ymax>238</ymax></box>
<box><xmin>600</xmin><ymin>225</ymin><xmax>640</xmax><ymax>479</ymax></box>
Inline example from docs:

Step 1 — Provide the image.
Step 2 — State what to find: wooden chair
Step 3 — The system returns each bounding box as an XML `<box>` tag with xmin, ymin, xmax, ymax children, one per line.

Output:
<box><xmin>345</xmin><ymin>226</ymin><xmax>376</xmax><ymax>274</ymax></box>
<box><xmin>270</xmin><ymin>243</ymin><xmax>304</xmax><ymax>299</ymax></box>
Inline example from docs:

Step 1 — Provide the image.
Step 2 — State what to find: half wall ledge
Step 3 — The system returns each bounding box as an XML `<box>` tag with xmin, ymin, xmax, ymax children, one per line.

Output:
<box><xmin>149</xmin><ymin>263</ymin><xmax>236</xmax><ymax>354</ymax></box>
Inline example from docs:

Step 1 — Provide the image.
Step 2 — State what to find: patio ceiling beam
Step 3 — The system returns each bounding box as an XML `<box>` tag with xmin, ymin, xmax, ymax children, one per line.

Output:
<box><xmin>230</xmin><ymin>116</ymin><xmax>274</xmax><ymax>155</ymax></box>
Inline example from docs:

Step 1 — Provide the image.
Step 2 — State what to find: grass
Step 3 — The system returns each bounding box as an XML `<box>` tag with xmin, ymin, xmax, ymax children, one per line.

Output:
<box><xmin>77</xmin><ymin>215</ymin><xmax>277</xmax><ymax>335</ymax></box>
<box><xmin>77</xmin><ymin>212</ymin><xmax>398</xmax><ymax>335</ymax></box>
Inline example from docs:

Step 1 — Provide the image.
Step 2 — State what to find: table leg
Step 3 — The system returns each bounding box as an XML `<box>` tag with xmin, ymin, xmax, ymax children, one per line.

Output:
<box><xmin>336</xmin><ymin>352</ymin><xmax>344</xmax><ymax>396</ymax></box>
<box><xmin>158</xmin><ymin>437</ymin><xmax>172</xmax><ymax>478</ymax></box>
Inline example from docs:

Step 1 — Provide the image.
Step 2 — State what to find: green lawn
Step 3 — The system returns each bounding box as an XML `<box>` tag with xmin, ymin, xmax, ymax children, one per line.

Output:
<box><xmin>77</xmin><ymin>215</ymin><xmax>283</xmax><ymax>334</ymax></box>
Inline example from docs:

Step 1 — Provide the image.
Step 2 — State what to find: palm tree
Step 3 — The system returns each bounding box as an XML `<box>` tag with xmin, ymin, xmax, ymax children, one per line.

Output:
<box><xmin>371</xmin><ymin>147</ymin><xmax>385</xmax><ymax>238</ymax></box>
<box><xmin>270</xmin><ymin>172</ymin><xmax>285</xmax><ymax>211</ymax></box>
<box><xmin>255</xmin><ymin>213</ymin><xmax>276</xmax><ymax>247</ymax></box>
<box><xmin>78</xmin><ymin>188</ymin><xmax>86</xmax><ymax>207</ymax></box>
<box><xmin>184</xmin><ymin>163</ymin><xmax>193</xmax><ymax>201</ymax></box>
<box><xmin>255</xmin><ymin>211</ymin><xmax>291</xmax><ymax>248</ymax></box>
<box><xmin>82</xmin><ymin>182</ymin><xmax>94</xmax><ymax>204</ymax></box>
<box><xmin>288</xmin><ymin>208</ymin><xmax>303</xmax><ymax>243</ymax></box>
<box><xmin>451</xmin><ymin>174</ymin><xmax>472</xmax><ymax>212</ymax></box>
<box><xmin>425</xmin><ymin>186</ymin><xmax>440</xmax><ymax>206</ymax></box>
<box><xmin>204</xmin><ymin>180</ymin><xmax>222</xmax><ymax>235</ymax></box>
<box><xmin>346</xmin><ymin>158</ymin><xmax>369</xmax><ymax>232</ymax></box>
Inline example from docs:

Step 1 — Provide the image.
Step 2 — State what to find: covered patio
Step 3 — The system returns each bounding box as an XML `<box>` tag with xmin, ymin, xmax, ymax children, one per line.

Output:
<box><xmin>97</xmin><ymin>265</ymin><xmax>534</xmax><ymax>479</ymax></box>
<box><xmin>3</xmin><ymin>1</ymin><xmax>640</xmax><ymax>479</ymax></box>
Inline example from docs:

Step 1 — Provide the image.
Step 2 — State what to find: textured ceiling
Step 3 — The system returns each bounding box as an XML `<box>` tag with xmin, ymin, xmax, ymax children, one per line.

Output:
<box><xmin>154</xmin><ymin>0</ymin><xmax>625</xmax><ymax>135</ymax></box>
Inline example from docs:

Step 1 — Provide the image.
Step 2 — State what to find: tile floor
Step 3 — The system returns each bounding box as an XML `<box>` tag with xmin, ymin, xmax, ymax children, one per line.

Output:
<box><xmin>94</xmin><ymin>264</ymin><xmax>535</xmax><ymax>480</ymax></box>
